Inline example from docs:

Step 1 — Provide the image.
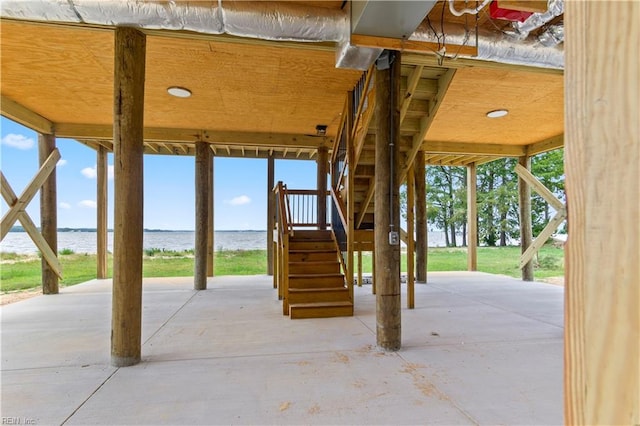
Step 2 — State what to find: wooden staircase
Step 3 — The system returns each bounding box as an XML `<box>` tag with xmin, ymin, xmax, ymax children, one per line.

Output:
<box><xmin>284</xmin><ymin>230</ymin><xmax>353</xmax><ymax>319</ymax></box>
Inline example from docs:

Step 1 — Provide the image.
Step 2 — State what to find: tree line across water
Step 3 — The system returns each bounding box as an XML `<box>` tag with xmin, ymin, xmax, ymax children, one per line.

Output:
<box><xmin>402</xmin><ymin>149</ymin><xmax>565</xmax><ymax>247</ymax></box>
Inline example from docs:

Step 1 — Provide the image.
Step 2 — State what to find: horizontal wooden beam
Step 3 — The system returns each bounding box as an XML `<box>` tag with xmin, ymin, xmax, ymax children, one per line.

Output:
<box><xmin>351</xmin><ymin>34</ymin><xmax>478</xmax><ymax>57</ymax></box>
<box><xmin>54</xmin><ymin>123</ymin><xmax>332</xmax><ymax>149</ymax></box>
<box><xmin>497</xmin><ymin>0</ymin><xmax>549</xmax><ymax>13</ymax></box>
<box><xmin>402</xmin><ymin>53</ymin><xmax>564</xmax><ymax>76</ymax></box>
<box><xmin>0</xmin><ymin>95</ymin><xmax>54</xmax><ymax>134</ymax></box>
<box><xmin>526</xmin><ymin>134</ymin><xmax>564</xmax><ymax>156</ymax></box>
<box><xmin>423</xmin><ymin>140</ymin><xmax>527</xmax><ymax>156</ymax></box>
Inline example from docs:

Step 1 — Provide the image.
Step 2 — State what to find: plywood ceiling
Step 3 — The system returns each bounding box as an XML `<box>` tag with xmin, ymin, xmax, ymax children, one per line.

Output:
<box><xmin>425</xmin><ymin>67</ymin><xmax>564</xmax><ymax>145</ymax></box>
<box><xmin>1</xmin><ymin>13</ymin><xmax>563</xmax><ymax>154</ymax></box>
<box><xmin>0</xmin><ymin>20</ymin><xmax>361</xmax><ymax>138</ymax></box>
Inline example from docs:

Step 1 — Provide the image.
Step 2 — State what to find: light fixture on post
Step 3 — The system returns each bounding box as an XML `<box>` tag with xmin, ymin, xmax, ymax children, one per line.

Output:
<box><xmin>486</xmin><ymin>109</ymin><xmax>509</xmax><ymax>118</ymax></box>
<box><xmin>167</xmin><ymin>86</ymin><xmax>192</xmax><ymax>98</ymax></box>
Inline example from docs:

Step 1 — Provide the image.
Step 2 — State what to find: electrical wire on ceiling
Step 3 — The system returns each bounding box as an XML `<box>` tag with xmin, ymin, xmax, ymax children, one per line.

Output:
<box><xmin>448</xmin><ymin>0</ymin><xmax>492</xmax><ymax>17</ymax></box>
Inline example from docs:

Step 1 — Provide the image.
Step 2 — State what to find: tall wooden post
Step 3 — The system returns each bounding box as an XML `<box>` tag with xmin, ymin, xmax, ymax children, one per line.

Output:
<box><xmin>194</xmin><ymin>141</ymin><xmax>210</xmax><ymax>290</ymax></box>
<box><xmin>415</xmin><ymin>151</ymin><xmax>427</xmax><ymax>282</ymax></box>
<box><xmin>317</xmin><ymin>146</ymin><xmax>328</xmax><ymax>230</ymax></box>
<box><xmin>467</xmin><ymin>162</ymin><xmax>478</xmax><ymax>271</ymax></box>
<box><xmin>374</xmin><ymin>50</ymin><xmax>401</xmax><ymax>351</ymax></box>
<box><xmin>267</xmin><ymin>155</ymin><xmax>275</xmax><ymax>275</ymax></box>
<box><xmin>518</xmin><ymin>156</ymin><xmax>534</xmax><ymax>281</ymax></box>
<box><xmin>111</xmin><ymin>27</ymin><xmax>146</xmax><ymax>368</ymax></box>
<box><xmin>406</xmin><ymin>164</ymin><xmax>415</xmax><ymax>309</ymax></box>
<box><xmin>38</xmin><ymin>133</ymin><xmax>58</xmax><ymax>294</ymax></box>
<box><xmin>206</xmin><ymin>153</ymin><xmax>214</xmax><ymax>277</ymax></box>
<box><xmin>97</xmin><ymin>145</ymin><xmax>108</xmax><ymax>279</ymax></box>
<box><xmin>564</xmin><ymin>2</ymin><xmax>639</xmax><ymax>424</ymax></box>
<box><xmin>346</xmin><ymin>92</ymin><xmax>355</xmax><ymax>301</ymax></box>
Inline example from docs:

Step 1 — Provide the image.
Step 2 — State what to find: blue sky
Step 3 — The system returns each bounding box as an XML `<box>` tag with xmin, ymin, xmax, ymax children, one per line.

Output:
<box><xmin>0</xmin><ymin>116</ymin><xmax>317</xmax><ymax>230</ymax></box>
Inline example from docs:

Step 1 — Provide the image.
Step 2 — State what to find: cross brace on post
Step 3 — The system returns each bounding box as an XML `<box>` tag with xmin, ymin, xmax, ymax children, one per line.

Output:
<box><xmin>514</xmin><ymin>163</ymin><xmax>567</xmax><ymax>269</ymax></box>
<box><xmin>0</xmin><ymin>149</ymin><xmax>63</xmax><ymax>278</ymax></box>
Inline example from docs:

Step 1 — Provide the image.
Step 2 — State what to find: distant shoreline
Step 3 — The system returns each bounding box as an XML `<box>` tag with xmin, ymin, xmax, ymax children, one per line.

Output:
<box><xmin>8</xmin><ymin>226</ymin><xmax>267</xmax><ymax>233</ymax></box>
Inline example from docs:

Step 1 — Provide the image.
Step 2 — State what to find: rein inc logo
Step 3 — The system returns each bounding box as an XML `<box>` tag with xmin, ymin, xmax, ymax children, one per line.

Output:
<box><xmin>1</xmin><ymin>418</ymin><xmax>36</xmax><ymax>425</ymax></box>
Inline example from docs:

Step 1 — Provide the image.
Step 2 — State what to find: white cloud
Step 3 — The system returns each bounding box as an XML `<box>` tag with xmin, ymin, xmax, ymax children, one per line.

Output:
<box><xmin>59</xmin><ymin>202</ymin><xmax>71</xmax><ymax>209</ymax></box>
<box><xmin>78</xmin><ymin>200</ymin><xmax>97</xmax><ymax>209</ymax></box>
<box><xmin>57</xmin><ymin>159</ymin><xmax>68</xmax><ymax>167</ymax></box>
<box><xmin>228</xmin><ymin>195</ymin><xmax>251</xmax><ymax>206</ymax></box>
<box><xmin>1</xmin><ymin>133</ymin><xmax>35</xmax><ymax>150</ymax></box>
<box><xmin>81</xmin><ymin>164</ymin><xmax>114</xmax><ymax>180</ymax></box>
<box><xmin>81</xmin><ymin>166</ymin><xmax>97</xmax><ymax>179</ymax></box>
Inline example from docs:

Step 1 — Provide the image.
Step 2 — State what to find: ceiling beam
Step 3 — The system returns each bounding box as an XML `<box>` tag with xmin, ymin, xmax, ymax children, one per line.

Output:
<box><xmin>526</xmin><ymin>134</ymin><xmax>564</xmax><ymax>156</ymax></box>
<box><xmin>402</xmin><ymin>53</ymin><xmax>564</xmax><ymax>76</ymax></box>
<box><xmin>54</xmin><ymin>123</ymin><xmax>332</xmax><ymax>149</ymax></box>
<box><xmin>351</xmin><ymin>34</ymin><xmax>478</xmax><ymax>57</ymax></box>
<box><xmin>422</xmin><ymin>140</ymin><xmax>527</xmax><ymax>156</ymax></box>
<box><xmin>1</xmin><ymin>95</ymin><xmax>54</xmax><ymax>134</ymax></box>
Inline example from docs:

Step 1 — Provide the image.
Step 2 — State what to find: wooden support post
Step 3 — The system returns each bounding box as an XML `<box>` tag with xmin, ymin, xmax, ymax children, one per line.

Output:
<box><xmin>38</xmin><ymin>133</ymin><xmax>58</xmax><ymax>294</ymax></box>
<box><xmin>565</xmin><ymin>2</ymin><xmax>639</xmax><ymax>424</ymax></box>
<box><xmin>518</xmin><ymin>156</ymin><xmax>534</xmax><ymax>281</ymax></box>
<box><xmin>111</xmin><ymin>27</ymin><xmax>146</xmax><ymax>368</ymax></box>
<box><xmin>467</xmin><ymin>162</ymin><xmax>478</xmax><ymax>271</ymax></box>
<box><xmin>371</xmin><ymin>249</ymin><xmax>376</xmax><ymax>295</ymax></box>
<box><xmin>415</xmin><ymin>151</ymin><xmax>427</xmax><ymax>283</ymax></box>
<box><xmin>206</xmin><ymin>153</ymin><xmax>214</xmax><ymax>277</ymax></box>
<box><xmin>317</xmin><ymin>146</ymin><xmax>328</xmax><ymax>230</ymax></box>
<box><xmin>346</xmin><ymin>92</ymin><xmax>355</xmax><ymax>302</ymax></box>
<box><xmin>267</xmin><ymin>155</ymin><xmax>275</xmax><ymax>275</ymax></box>
<box><xmin>357</xmin><ymin>250</ymin><xmax>363</xmax><ymax>287</ymax></box>
<box><xmin>406</xmin><ymin>164</ymin><xmax>415</xmax><ymax>309</ymax></box>
<box><xmin>374</xmin><ymin>50</ymin><xmax>402</xmax><ymax>351</ymax></box>
<box><xmin>97</xmin><ymin>145</ymin><xmax>108</xmax><ymax>279</ymax></box>
<box><xmin>194</xmin><ymin>141</ymin><xmax>210</xmax><ymax>290</ymax></box>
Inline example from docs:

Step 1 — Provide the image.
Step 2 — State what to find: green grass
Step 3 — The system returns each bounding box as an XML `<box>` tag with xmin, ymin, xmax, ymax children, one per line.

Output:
<box><xmin>0</xmin><ymin>245</ymin><xmax>563</xmax><ymax>293</ymax></box>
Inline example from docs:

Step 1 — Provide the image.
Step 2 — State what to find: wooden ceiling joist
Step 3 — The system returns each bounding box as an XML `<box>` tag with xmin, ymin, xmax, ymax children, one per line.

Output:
<box><xmin>423</xmin><ymin>140</ymin><xmax>527</xmax><ymax>156</ymax></box>
<box><xmin>526</xmin><ymin>134</ymin><xmax>564</xmax><ymax>156</ymax></box>
<box><xmin>54</xmin><ymin>123</ymin><xmax>332</xmax><ymax>149</ymax></box>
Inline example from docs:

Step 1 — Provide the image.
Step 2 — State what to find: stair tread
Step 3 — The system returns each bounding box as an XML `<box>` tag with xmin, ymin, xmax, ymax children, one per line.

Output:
<box><xmin>289</xmin><ymin>301</ymin><xmax>353</xmax><ymax>308</ymax></box>
<box><xmin>289</xmin><ymin>287</ymin><xmax>348</xmax><ymax>292</ymax></box>
<box><xmin>289</xmin><ymin>273</ymin><xmax>344</xmax><ymax>278</ymax></box>
<box><xmin>289</xmin><ymin>260</ymin><xmax>339</xmax><ymax>265</ymax></box>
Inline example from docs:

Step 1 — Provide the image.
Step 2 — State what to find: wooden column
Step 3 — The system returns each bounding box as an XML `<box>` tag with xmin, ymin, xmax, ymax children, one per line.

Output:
<box><xmin>565</xmin><ymin>2</ymin><xmax>639</xmax><ymax>424</ymax></box>
<box><xmin>415</xmin><ymin>151</ymin><xmax>427</xmax><ymax>282</ymax></box>
<box><xmin>194</xmin><ymin>141</ymin><xmax>210</xmax><ymax>290</ymax></box>
<box><xmin>374</xmin><ymin>50</ymin><xmax>401</xmax><ymax>351</ymax></box>
<box><xmin>111</xmin><ymin>27</ymin><xmax>146</xmax><ymax>368</ymax></box>
<box><xmin>317</xmin><ymin>146</ymin><xmax>328</xmax><ymax>230</ymax></box>
<box><xmin>38</xmin><ymin>133</ymin><xmax>58</xmax><ymax>294</ymax></box>
<box><xmin>518</xmin><ymin>156</ymin><xmax>534</xmax><ymax>281</ymax></box>
<box><xmin>267</xmin><ymin>155</ymin><xmax>275</xmax><ymax>275</ymax></box>
<box><xmin>406</xmin><ymin>164</ymin><xmax>415</xmax><ymax>309</ymax></box>
<box><xmin>467</xmin><ymin>162</ymin><xmax>478</xmax><ymax>271</ymax></box>
<box><xmin>97</xmin><ymin>145</ymin><xmax>108</xmax><ymax>279</ymax></box>
<box><xmin>206</xmin><ymin>153</ymin><xmax>214</xmax><ymax>277</ymax></box>
<box><xmin>346</xmin><ymin>92</ymin><xmax>355</xmax><ymax>301</ymax></box>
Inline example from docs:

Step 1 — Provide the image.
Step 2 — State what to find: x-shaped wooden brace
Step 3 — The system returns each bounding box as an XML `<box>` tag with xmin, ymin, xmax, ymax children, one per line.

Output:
<box><xmin>0</xmin><ymin>149</ymin><xmax>63</xmax><ymax>278</ymax></box>
<box><xmin>515</xmin><ymin>163</ymin><xmax>567</xmax><ymax>269</ymax></box>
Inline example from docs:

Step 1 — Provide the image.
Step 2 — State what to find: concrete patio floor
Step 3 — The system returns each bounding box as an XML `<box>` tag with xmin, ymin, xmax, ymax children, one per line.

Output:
<box><xmin>1</xmin><ymin>272</ymin><xmax>563</xmax><ymax>425</ymax></box>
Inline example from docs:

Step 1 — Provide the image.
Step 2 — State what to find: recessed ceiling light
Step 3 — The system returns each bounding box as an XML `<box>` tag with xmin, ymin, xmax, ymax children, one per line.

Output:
<box><xmin>167</xmin><ymin>86</ymin><xmax>192</xmax><ymax>98</ymax></box>
<box><xmin>486</xmin><ymin>109</ymin><xmax>508</xmax><ymax>118</ymax></box>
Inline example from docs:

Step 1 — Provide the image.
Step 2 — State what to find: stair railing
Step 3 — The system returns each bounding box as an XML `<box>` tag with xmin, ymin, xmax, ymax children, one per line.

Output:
<box><xmin>328</xmin><ymin>65</ymin><xmax>375</xmax><ymax>301</ymax></box>
<box><xmin>273</xmin><ymin>181</ymin><xmax>290</xmax><ymax>307</ymax></box>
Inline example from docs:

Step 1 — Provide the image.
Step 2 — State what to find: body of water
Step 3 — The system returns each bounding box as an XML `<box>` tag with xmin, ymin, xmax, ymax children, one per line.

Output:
<box><xmin>1</xmin><ymin>230</ymin><xmax>458</xmax><ymax>254</ymax></box>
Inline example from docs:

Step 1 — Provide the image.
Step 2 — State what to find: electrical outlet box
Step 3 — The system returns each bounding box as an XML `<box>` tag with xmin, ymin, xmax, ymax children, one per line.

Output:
<box><xmin>388</xmin><ymin>231</ymin><xmax>399</xmax><ymax>246</ymax></box>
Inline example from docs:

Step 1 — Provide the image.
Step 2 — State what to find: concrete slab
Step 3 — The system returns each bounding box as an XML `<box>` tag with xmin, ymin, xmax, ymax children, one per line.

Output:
<box><xmin>1</xmin><ymin>272</ymin><xmax>564</xmax><ymax>425</ymax></box>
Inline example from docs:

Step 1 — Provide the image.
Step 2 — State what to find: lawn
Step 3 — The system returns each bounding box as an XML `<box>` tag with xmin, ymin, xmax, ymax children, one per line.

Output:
<box><xmin>0</xmin><ymin>245</ymin><xmax>564</xmax><ymax>293</ymax></box>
